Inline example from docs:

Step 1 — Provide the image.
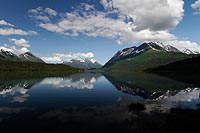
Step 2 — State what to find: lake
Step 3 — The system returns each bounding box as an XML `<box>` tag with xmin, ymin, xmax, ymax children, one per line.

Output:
<box><xmin>0</xmin><ymin>72</ymin><xmax>200</xmax><ymax>132</ymax></box>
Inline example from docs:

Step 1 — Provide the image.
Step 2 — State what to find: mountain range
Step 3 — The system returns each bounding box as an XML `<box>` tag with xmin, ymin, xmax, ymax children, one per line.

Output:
<box><xmin>1</xmin><ymin>41</ymin><xmax>200</xmax><ymax>72</ymax></box>
<box><xmin>0</xmin><ymin>49</ymin><xmax>44</xmax><ymax>63</ymax></box>
<box><xmin>0</xmin><ymin>48</ymin><xmax>102</xmax><ymax>70</ymax></box>
<box><xmin>64</xmin><ymin>59</ymin><xmax>102</xmax><ymax>69</ymax></box>
<box><xmin>103</xmin><ymin>41</ymin><xmax>199</xmax><ymax>71</ymax></box>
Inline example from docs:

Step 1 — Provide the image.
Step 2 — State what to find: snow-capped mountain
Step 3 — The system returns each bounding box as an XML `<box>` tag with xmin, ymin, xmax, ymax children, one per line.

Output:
<box><xmin>64</xmin><ymin>59</ymin><xmax>102</xmax><ymax>69</ymax></box>
<box><xmin>182</xmin><ymin>48</ymin><xmax>200</xmax><ymax>55</ymax></box>
<box><xmin>0</xmin><ymin>49</ymin><xmax>21</xmax><ymax>62</ymax></box>
<box><xmin>104</xmin><ymin>41</ymin><xmax>180</xmax><ymax>67</ymax></box>
<box><xmin>19</xmin><ymin>52</ymin><xmax>45</xmax><ymax>63</ymax></box>
<box><xmin>0</xmin><ymin>48</ymin><xmax>45</xmax><ymax>63</ymax></box>
<box><xmin>0</xmin><ymin>49</ymin><xmax>15</xmax><ymax>56</ymax></box>
<box><xmin>150</xmin><ymin>41</ymin><xmax>180</xmax><ymax>52</ymax></box>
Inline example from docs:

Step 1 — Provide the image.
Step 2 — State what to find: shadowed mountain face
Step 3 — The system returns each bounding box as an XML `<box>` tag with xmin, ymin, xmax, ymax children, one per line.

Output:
<box><xmin>152</xmin><ymin>56</ymin><xmax>200</xmax><ymax>74</ymax></box>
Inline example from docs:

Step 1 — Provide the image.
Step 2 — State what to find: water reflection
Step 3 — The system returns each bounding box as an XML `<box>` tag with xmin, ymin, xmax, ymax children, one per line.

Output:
<box><xmin>40</xmin><ymin>73</ymin><xmax>101</xmax><ymax>89</ymax></box>
<box><xmin>0</xmin><ymin>72</ymin><xmax>200</xmax><ymax>132</ymax></box>
<box><xmin>104</xmin><ymin>72</ymin><xmax>200</xmax><ymax>111</ymax></box>
<box><xmin>0</xmin><ymin>79</ymin><xmax>41</xmax><ymax>95</ymax></box>
<box><xmin>0</xmin><ymin>72</ymin><xmax>200</xmax><ymax>111</ymax></box>
<box><xmin>0</xmin><ymin>79</ymin><xmax>42</xmax><ymax>103</ymax></box>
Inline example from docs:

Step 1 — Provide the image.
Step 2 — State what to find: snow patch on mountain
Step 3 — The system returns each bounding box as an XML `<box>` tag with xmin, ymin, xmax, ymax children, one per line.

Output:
<box><xmin>90</xmin><ymin>59</ymin><xmax>96</xmax><ymax>64</ymax></box>
<box><xmin>0</xmin><ymin>48</ymin><xmax>14</xmax><ymax>56</ymax></box>
<box><xmin>183</xmin><ymin>48</ymin><xmax>200</xmax><ymax>55</ymax></box>
<box><xmin>19</xmin><ymin>52</ymin><xmax>45</xmax><ymax>63</ymax></box>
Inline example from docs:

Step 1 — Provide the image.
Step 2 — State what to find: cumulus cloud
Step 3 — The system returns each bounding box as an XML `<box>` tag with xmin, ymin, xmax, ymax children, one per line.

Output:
<box><xmin>29</xmin><ymin>0</ymin><xmax>184</xmax><ymax>44</ymax></box>
<box><xmin>0</xmin><ymin>28</ymin><xmax>38</xmax><ymax>36</ymax></box>
<box><xmin>28</xmin><ymin>1</ymin><xmax>200</xmax><ymax>52</ymax></box>
<box><xmin>42</xmin><ymin>52</ymin><xmax>94</xmax><ymax>63</ymax></box>
<box><xmin>8</xmin><ymin>46</ymin><xmax>29</xmax><ymax>55</ymax></box>
<box><xmin>191</xmin><ymin>0</ymin><xmax>200</xmax><ymax>15</ymax></box>
<box><xmin>168</xmin><ymin>40</ymin><xmax>200</xmax><ymax>52</ymax></box>
<box><xmin>111</xmin><ymin>0</ymin><xmax>184</xmax><ymax>31</ymax></box>
<box><xmin>10</xmin><ymin>38</ymin><xmax>30</xmax><ymax>48</ymax></box>
<box><xmin>11</xmin><ymin>46</ymin><xmax>29</xmax><ymax>54</ymax></box>
<box><xmin>0</xmin><ymin>20</ymin><xmax>14</xmax><ymax>27</ymax></box>
<box><xmin>0</xmin><ymin>37</ymin><xmax>30</xmax><ymax>55</ymax></box>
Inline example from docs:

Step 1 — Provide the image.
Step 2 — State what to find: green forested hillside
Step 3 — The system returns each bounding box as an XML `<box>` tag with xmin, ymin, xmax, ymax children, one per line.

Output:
<box><xmin>0</xmin><ymin>60</ymin><xmax>82</xmax><ymax>73</ymax></box>
<box><xmin>105</xmin><ymin>49</ymin><xmax>192</xmax><ymax>71</ymax></box>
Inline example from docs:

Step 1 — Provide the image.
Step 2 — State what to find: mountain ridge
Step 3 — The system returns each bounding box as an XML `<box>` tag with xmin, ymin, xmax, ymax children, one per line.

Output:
<box><xmin>64</xmin><ymin>58</ymin><xmax>102</xmax><ymax>69</ymax></box>
<box><xmin>0</xmin><ymin>49</ymin><xmax>45</xmax><ymax>63</ymax></box>
<box><xmin>19</xmin><ymin>52</ymin><xmax>45</xmax><ymax>63</ymax></box>
<box><xmin>103</xmin><ymin>41</ymin><xmax>197</xmax><ymax>71</ymax></box>
<box><xmin>104</xmin><ymin>41</ymin><xmax>181</xmax><ymax>67</ymax></box>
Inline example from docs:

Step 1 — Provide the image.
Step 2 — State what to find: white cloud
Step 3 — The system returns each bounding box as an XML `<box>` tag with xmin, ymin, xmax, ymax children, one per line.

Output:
<box><xmin>110</xmin><ymin>0</ymin><xmax>184</xmax><ymax>31</ymax></box>
<box><xmin>84</xmin><ymin>3</ymin><xmax>95</xmax><ymax>11</ymax></box>
<box><xmin>0</xmin><ymin>28</ymin><xmax>38</xmax><ymax>36</ymax></box>
<box><xmin>191</xmin><ymin>0</ymin><xmax>200</xmax><ymax>15</ymax></box>
<box><xmin>28</xmin><ymin>1</ymin><xmax>200</xmax><ymax>52</ymax></box>
<box><xmin>0</xmin><ymin>20</ymin><xmax>14</xmax><ymax>27</ymax></box>
<box><xmin>168</xmin><ymin>40</ymin><xmax>200</xmax><ymax>52</ymax></box>
<box><xmin>0</xmin><ymin>19</ymin><xmax>38</xmax><ymax>36</ymax></box>
<box><xmin>45</xmin><ymin>8</ymin><xmax>57</xmax><ymax>16</ymax></box>
<box><xmin>28</xmin><ymin>7</ymin><xmax>57</xmax><ymax>22</ymax></box>
<box><xmin>9</xmin><ymin>46</ymin><xmax>29</xmax><ymax>55</ymax></box>
<box><xmin>100</xmin><ymin>0</ymin><xmax>113</xmax><ymax>10</ymax></box>
<box><xmin>29</xmin><ymin>1</ymin><xmax>184</xmax><ymax>44</ymax></box>
<box><xmin>33</xmin><ymin>15</ymin><xmax>51</xmax><ymax>22</ymax></box>
<box><xmin>10</xmin><ymin>38</ymin><xmax>30</xmax><ymax>48</ymax></box>
<box><xmin>42</xmin><ymin>52</ymin><xmax>94</xmax><ymax>63</ymax></box>
<box><xmin>1</xmin><ymin>37</ymin><xmax>30</xmax><ymax>55</ymax></box>
<box><xmin>192</xmin><ymin>0</ymin><xmax>200</xmax><ymax>8</ymax></box>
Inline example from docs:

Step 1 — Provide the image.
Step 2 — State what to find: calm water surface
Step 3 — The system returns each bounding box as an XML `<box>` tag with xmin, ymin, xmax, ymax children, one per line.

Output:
<box><xmin>0</xmin><ymin>72</ymin><xmax>200</xmax><ymax>132</ymax></box>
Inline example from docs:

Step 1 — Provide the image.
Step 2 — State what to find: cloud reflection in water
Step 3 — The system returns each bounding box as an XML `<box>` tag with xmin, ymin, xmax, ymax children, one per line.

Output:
<box><xmin>40</xmin><ymin>73</ymin><xmax>101</xmax><ymax>89</ymax></box>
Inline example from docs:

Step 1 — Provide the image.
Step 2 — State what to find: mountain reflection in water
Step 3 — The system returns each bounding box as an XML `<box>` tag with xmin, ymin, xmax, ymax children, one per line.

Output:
<box><xmin>0</xmin><ymin>72</ymin><xmax>200</xmax><ymax>132</ymax></box>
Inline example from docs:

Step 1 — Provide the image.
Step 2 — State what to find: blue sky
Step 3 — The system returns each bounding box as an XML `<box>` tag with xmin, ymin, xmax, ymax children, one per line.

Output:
<box><xmin>0</xmin><ymin>0</ymin><xmax>200</xmax><ymax>64</ymax></box>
